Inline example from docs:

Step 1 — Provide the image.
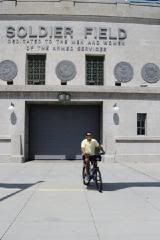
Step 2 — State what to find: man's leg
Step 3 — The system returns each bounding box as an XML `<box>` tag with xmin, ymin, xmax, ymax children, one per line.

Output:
<box><xmin>83</xmin><ymin>155</ymin><xmax>90</xmax><ymax>175</ymax></box>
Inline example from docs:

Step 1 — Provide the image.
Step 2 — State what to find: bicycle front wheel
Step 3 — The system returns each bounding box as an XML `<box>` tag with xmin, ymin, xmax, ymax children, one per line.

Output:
<box><xmin>95</xmin><ymin>169</ymin><xmax>103</xmax><ymax>192</ymax></box>
<box><xmin>82</xmin><ymin>167</ymin><xmax>90</xmax><ymax>186</ymax></box>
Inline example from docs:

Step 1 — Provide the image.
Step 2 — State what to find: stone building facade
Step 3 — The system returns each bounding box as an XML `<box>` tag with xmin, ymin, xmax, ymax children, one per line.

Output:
<box><xmin>0</xmin><ymin>0</ymin><xmax>160</xmax><ymax>162</ymax></box>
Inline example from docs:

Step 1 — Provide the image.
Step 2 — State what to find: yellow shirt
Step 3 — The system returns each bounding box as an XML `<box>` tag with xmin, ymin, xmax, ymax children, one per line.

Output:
<box><xmin>81</xmin><ymin>139</ymin><xmax>99</xmax><ymax>155</ymax></box>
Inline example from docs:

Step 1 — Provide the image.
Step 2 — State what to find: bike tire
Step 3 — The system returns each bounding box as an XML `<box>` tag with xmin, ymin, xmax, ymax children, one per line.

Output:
<box><xmin>82</xmin><ymin>167</ymin><xmax>90</xmax><ymax>185</ymax></box>
<box><xmin>95</xmin><ymin>169</ymin><xmax>103</xmax><ymax>192</ymax></box>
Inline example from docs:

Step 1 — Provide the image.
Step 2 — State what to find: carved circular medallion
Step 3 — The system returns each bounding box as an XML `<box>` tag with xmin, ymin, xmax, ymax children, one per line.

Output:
<box><xmin>141</xmin><ymin>63</ymin><xmax>160</xmax><ymax>83</ymax></box>
<box><xmin>56</xmin><ymin>60</ymin><xmax>76</xmax><ymax>81</ymax></box>
<box><xmin>0</xmin><ymin>60</ymin><xmax>18</xmax><ymax>81</ymax></box>
<box><xmin>114</xmin><ymin>62</ymin><xmax>134</xmax><ymax>83</ymax></box>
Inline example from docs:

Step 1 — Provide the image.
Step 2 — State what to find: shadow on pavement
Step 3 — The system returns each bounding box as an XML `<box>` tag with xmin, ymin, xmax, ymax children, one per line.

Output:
<box><xmin>0</xmin><ymin>181</ymin><xmax>43</xmax><ymax>202</ymax></box>
<box><xmin>102</xmin><ymin>182</ymin><xmax>160</xmax><ymax>191</ymax></box>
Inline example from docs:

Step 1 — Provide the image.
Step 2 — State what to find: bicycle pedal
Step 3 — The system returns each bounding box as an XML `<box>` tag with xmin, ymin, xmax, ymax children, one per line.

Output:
<box><xmin>93</xmin><ymin>174</ymin><xmax>96</xmax><ymax>180</ymax></box>
<box><xmin>85</xmin><ymin>175</ymin><xmax>90</xmax><ymax>182</ymax></box>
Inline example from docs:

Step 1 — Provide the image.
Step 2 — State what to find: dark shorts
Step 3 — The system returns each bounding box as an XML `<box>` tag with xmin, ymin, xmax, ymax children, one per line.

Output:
<box><xmin>82</xmin><ymin>154</ymin><xmax>101</xmax><ymax>162</ymax></box>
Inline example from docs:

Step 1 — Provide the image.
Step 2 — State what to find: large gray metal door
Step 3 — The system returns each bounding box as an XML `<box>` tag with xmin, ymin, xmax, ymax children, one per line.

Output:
<box><xmin>29</xmin><ymin>104</ymin><xmax>101</xmax><ymax>160</ymax></box>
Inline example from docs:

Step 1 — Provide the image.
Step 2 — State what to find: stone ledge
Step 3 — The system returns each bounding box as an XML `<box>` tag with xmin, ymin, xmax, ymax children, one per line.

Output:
<box><xmin>1</xmin><ymin>85</ymin><xmax>160</xmax><ymax>94</ymax></box>
<box><xmin>116</xmin><ymin>136</ymin><xmax>160</xmax><ymax>142</ymax></box>
<box><xmin>105</xmin><ymin>154</ymin><xmax>160</xmax><ymax>162</ymax></box>
<box><xmin>0</xmin><ymin>86</ymin><xmax>160</xmax><ymax>100</ymax></box>
<box><xmin>0</xmin><ymin>136</ymin><xmax>11</xmax><ymax>141</ymax></box>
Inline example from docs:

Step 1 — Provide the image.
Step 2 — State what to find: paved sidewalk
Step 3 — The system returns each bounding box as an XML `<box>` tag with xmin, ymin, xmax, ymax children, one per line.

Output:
<box><xmin>0</xmin><ymin>161</ymin><xmax>160</xmax><ymax>240</ymax></box>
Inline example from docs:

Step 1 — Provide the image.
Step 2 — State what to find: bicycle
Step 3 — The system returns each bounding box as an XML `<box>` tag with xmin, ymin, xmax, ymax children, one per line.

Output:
<box><xmin>82</xmin><ymin>154</ymin><xmax>103</xmax><ymax>192</ymax></box>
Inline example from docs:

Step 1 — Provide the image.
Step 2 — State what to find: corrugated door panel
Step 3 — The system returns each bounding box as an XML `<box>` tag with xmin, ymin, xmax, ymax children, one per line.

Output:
<box><xmin>29</xmin><ymin>105</ymin><xmax>101</xmax><ymax>160</ymax></box>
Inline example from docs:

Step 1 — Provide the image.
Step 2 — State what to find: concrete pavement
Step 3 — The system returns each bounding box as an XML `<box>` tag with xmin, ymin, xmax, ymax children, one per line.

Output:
<box><xmin>0</xmin><ymin>160</ymin><xmax>160</xmax><ymax>240</ymax></box>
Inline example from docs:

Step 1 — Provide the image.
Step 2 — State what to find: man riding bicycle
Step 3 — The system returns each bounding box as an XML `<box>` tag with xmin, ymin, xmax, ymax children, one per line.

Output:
<box><xmin>81</xmin><ymin>132</ymin><xmax>105</xmax><ymax>178</ymax></box>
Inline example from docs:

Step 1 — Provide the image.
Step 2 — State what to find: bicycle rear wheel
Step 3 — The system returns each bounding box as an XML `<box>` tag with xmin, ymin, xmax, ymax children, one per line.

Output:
<box><xmin>95</xmin><ymin>169</ymin><xmax>103</xmax><ymax>192</ymax></box>
<box><xmin>82</xmin><ymin>167</ymin><xmax>90</xmax><ymax>185</ymax></box>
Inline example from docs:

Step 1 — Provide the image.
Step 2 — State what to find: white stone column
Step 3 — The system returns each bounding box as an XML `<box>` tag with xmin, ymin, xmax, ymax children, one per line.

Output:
<box><xmin>11</xmin><ymin>134</ymin><xmax>24</xmax><ymax>162</ymax></box>
<box><xmin>9</xmin><ymin>100</ymin><xmax>25</xmax><ymax>163</ymax></box>
<box><xmin>103</xmin><ymin>101</ymin><xmax>118</xmax><ymax>162</ymax></box>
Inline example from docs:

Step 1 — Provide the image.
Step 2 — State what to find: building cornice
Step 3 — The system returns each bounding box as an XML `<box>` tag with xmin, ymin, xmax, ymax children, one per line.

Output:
<box><xmin>0</xmin><ymin>1</ymin><xmax>160</xmax><ymax>21</ymax></box>
<box><xmin>0</xmin><ymin>14</ymin><xmax>160</xmax><ymax>25</ymax></box>
<box><xmin>1</xmin><ymin>86</ymin><xmax>160</xmax><ymax>100</ymax></box>
<box><xmin>1</xmin><ymin>85</ymin><xmax>160</xmax><ymax>93</ymax></box>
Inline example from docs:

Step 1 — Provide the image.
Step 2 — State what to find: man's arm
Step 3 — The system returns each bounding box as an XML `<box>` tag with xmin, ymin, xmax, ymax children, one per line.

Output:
<box><xmin>81</xmin><ymin>140</ymin><xmax>86</xmax><ymax>155</ymax></box>
<box><xmin>99</xmin><ymin>145</ymin><xmax>105</xmax><ymax>154</ymax></box>
<box><xmin>81</xmin><ymin>147</ymin><xmax>86</xmax><ymax>155</ymax></box>
<box><xmin>95</xmin><ymin>141</ymin><xmax>105</xmax><ymax>154</ymax></box>
<box><xmin>94</xmin><ymin>139</ymin><xmax>105</xmax><ymax>154</ymax></box>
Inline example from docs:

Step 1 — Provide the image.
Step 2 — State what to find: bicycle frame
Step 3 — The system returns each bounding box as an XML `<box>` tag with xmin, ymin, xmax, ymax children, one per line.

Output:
<box><xmin>82</xmin><ymin>154</ymin><xmax>103</xmax><ymax>192</ymax></box>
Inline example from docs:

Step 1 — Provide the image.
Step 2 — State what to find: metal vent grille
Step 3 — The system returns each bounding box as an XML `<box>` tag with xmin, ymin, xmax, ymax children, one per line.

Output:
<box><xmin>27</xmin><ymin>55</ymin><xmax>46</xmax><ymax>85</ymax></box>
<box><xmin>86</xmin><ymin>55</ymin><xmax>104</xmax><ymax>85</ymax></box>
